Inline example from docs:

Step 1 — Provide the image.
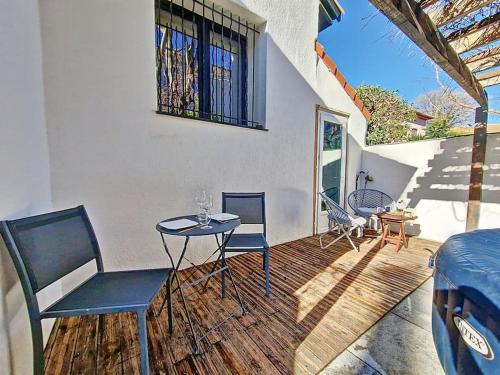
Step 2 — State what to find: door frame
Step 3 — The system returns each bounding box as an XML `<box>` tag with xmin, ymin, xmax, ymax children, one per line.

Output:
<box><xmin>312</xmin><ymin>104</ymin><xmax>350</xmax><ymax>235</ymax></box>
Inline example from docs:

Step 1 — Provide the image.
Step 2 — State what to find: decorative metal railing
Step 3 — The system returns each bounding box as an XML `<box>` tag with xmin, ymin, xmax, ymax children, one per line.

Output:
<box><xmin>155</xmin><ymin>0</ymin><xmax>262</xmax><ymax>129</ymax></box>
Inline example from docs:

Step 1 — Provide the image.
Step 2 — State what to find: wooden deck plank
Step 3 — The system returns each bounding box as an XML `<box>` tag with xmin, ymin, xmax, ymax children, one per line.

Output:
<box><xmin>44</xmin><ymin>316</ymin><xmax>81</xmax><ymax>374</ymax></box>
<box><xmin>96</xmin><ymin>313</ymin><xmax>122</xmax><ymax>374</ymax></box>
<box><xmin>44</xmin><ymin>234</ymin><xmax>439</xmax><ymax>374</ymax></box>
<box><xmin>70</xmin><ymin>315</ymin><xmax>98</xmax><ymax>374</ymax></box>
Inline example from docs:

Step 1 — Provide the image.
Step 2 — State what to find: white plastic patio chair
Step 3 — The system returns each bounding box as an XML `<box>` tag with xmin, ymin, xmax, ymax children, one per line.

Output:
<box><xmin>319</xmin><ymin>192</ymin><xmax>367</xmax><ymax>252</ymax></box>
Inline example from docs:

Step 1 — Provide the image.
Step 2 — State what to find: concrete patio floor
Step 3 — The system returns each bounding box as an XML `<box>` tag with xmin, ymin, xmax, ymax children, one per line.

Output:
<box><xmin>322</xmin><ymin>277</ymin><xmax>444</xmax><ymax>375</ymax></box>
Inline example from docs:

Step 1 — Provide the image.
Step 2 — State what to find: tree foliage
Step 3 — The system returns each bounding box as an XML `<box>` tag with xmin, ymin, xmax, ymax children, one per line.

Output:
<box><xmin>425</xmin><ymin>113</ymin><xmax>453</xmax><ymax>139</ymax></box>
<box><xmin>414</xmin><ymin>88</ymin><xmax>475</xmax><ymax>127</ymax></box>
<box><xmin>357</xmin><ymin>85</ymin><xmax>416</xmax><ymax>145</ymax></box>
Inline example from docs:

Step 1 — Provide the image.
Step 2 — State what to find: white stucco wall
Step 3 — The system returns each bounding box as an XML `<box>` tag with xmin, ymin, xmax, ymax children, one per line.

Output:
<box><xmin>316</xmin><ymin>60</ymin><xmax>367</xmax><ymax>202</ymax></box>
<box><xmin>0</xmin><ymin>0</ymin><xmax>60</xmax><ymax>373</ymax></box>
<box><xmin>361</xmin><ymin>134</ymin><xmax>500</xmax><ymax>242</ymax></box>
<box><xmin>39</xmin><ymin>0</ymin><xmax>367</xmax><ymax>283</ymax></box>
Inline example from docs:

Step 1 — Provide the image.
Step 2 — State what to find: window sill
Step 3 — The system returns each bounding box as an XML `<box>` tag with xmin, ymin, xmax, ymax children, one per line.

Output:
<box><xmin>156</xmin><ymin>111</ymin><xmax>268</xmax><ymax>132</ymax></box>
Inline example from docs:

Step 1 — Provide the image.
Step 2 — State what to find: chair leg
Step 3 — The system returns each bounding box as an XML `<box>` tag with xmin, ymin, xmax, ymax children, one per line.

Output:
<box><xmin>137</xmin><ymin>310</ymin><xmax>149</xmax><ymax>375</ymax></box>
<box><xmin>98</xmin><ymin>314</ymin><xmax>105</xmax><ymax>343</ymax></box>
<box><xmin>262</xmin><ymin>252</ymin><xmax>266</xmax><ymax>270</ymax></box>
<box><xmin>264</xmin><ymin>250</ymin><xmax>270</xmax><ymax>296</ymax></box>
<box><xmin>167</xmin><ymin>273</ymin><xmax>173</xmax><ymax>334</ymax></box>
<box><xmin>31</xmin><ymin>318</ymin><xmax>44</xmax><ymax>375</ymax></box>
<box><xmin>319</xmin><ymin>230</ymin><xmax>347</xmax><ymax>249</ymax></box>
<box><xmin>345</xmin><ymin>228</ymin><xmax>359</xmax><ymax>252</ymax></box>
<box><xmin>221</xmin><ymin>266</ymin><xmax>226</xmax><ymax>298</ymax></box>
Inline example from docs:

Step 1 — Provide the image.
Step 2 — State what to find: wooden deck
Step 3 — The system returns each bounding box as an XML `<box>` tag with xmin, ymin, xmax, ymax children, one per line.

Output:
<box><xmin>44</xmin><ymin>234</ymin><xmax>440</xmax><ymax>374</ymax></box>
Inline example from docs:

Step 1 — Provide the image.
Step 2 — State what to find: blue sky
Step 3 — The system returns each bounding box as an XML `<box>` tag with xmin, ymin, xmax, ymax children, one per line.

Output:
<box><xmin>318</xmin><ymin>1</ymin><xmax>500</xmax><ymax>123</ymax></box>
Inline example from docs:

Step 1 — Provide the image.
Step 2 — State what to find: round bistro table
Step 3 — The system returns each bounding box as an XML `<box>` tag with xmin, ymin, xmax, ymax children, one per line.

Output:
<box><xmin>155</xmin><ymin>215</ymin><xmax>245</xmax><ymax>354</ymax></box>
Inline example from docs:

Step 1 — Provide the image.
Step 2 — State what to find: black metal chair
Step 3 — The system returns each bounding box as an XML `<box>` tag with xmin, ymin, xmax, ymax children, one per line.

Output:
<box><xmin>0</xmin><ymin>206</ymin><xmax>172</xmax><ymax>375</ymax></box>
<box><xmin>222</xmin><ymin>192</ymin><xmax>270</xmax><ymax>296</ymax></box>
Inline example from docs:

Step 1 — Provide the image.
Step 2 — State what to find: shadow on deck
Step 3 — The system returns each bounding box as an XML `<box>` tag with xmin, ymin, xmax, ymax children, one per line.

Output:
<box><xmin>44</xmin><ymin>234</ymin><xmax>440</xmax><ymax>374</ymax></box>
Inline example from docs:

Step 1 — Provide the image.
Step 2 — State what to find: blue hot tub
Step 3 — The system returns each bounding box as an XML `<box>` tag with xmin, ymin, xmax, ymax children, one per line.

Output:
<box><xmin>433</xmin><ymin>229</ymin><xmax>500</xmax><ymax>375</ymax></box>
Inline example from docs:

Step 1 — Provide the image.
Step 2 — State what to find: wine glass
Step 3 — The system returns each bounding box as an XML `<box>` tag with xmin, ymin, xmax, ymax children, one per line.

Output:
<box><xmin>198</xmin><ymin>194</ymin><xmax>213</xmax><ymax>229</ymax></box>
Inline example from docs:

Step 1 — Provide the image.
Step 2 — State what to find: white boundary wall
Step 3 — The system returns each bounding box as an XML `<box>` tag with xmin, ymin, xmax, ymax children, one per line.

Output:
<box><xmin>362</xmin><ymin>134</ymin><xmax>500</xmax><ymax>242</ymax></box>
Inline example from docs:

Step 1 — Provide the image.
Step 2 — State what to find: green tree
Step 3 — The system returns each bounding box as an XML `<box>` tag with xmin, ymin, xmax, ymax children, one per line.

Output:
<box><xmin>357</xmin><ymin>85</ymin><xmax>416</xmax><ymax>145</ymax></box>
<box><xmin>425</xmin><ymin>113</ymin><xmax>453</xmax><ymax>139</ymax></box>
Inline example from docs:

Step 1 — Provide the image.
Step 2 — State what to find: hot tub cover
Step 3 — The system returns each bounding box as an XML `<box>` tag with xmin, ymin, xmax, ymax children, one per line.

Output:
<box><xmin>433</xmin><ymin>229</ymin><xmax>500</xmax><ymax>374</ymax></box>
<box><xmin>435</xmin><ymin>229</ymin><xmax>500</xmax><ymax>316</ymax></box>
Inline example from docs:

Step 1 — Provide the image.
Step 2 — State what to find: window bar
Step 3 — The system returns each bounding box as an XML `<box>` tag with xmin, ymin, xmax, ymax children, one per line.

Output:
<box><xmin>191</xmin><ymin>0</ymin><xmax>196</xmax><ymax>115</ymax></box>
<box><xmin>162</xmin><ymin>13</ymin><xmax>167</xmax><ymax>112</ymax></box>
<box><xmin>211</xmin><ymin>3</ymin><xmax>217</xmax><ymax>121</ymax></box>
<box><xmin>228</xmin><ymin>13</ymin><xmax>233</xmax><ymax>123</ymax></box>
<box><xmin>190</xmin><ymin>0</ymin><xmax>259</xmax><ymax>34</ymax></box>
<box><xmin>252</xmin><ymin>23</ymin><xmax>256</xmax><ymax>127</ymax></box>
<box><xmin>169</xmin><ymin>0</ymin><xmax>174</xmax><ymax>111</ymax></box>
<box><xmin>237</xmin><ymin>16</ymin><xmax>241</xmax><ymax>125</ymax></box>
<box><xmin>173</xmin><ymin>25</ymin><xmax>177</xmax><ymax>113</ymax></box>
<box><xmin>181</xmin><ymin>0</ymin><xmax>186</xmax><ymax>115</ymax></box>
<box><xmin>156</xmin><ymin>0</ymin><xmax>161</xmax><ymax>111</ymax></box>
<box><xmin>220</xmin><ymin>8</ymin><xmax>225</xmax><ymax>123</ymax></box>
<box><xmin>200</xmin><ymin>0</ymin><xmax>207</xmax><ymax>119</ymax></box>
<box><xmin>244</xmin><ymin>20</ymin><xmax>249</xmax><ymax>126</ymax></box>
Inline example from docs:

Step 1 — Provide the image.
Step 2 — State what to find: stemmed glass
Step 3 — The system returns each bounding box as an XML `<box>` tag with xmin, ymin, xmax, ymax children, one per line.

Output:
<box><xmin>195</xmin><ymin>191</ymin><xmax>213</xmax><ymax>229</ymax></box>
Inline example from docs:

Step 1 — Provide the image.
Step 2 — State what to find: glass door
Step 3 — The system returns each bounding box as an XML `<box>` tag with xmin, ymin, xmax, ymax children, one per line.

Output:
<box><xmin>316</xmin><ymin>110</ymin><xmax>348</xmax><ymax>233</ymax></box>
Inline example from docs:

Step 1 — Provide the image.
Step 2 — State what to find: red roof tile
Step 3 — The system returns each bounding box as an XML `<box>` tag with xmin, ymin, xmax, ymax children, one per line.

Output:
<box><xmin>315</xmin><ymin>41</ymin><xmax>371</xmax><ymax>120</ymax></box>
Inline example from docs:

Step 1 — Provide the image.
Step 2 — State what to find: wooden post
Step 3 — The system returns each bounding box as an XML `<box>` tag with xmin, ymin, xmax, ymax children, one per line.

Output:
<box><xmin>466</xmin><ymin>105</ymin><xmax>489</xmax><ymax>231</ymax></box>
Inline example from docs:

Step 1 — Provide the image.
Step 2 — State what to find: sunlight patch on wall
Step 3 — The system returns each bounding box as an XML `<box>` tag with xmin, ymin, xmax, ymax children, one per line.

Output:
<box><xmin>430</xmin><ymin>184</ymin><xmax>469</xmax><ymax>190</ymax></box>
<box><xmin>442</xmin><ymin>165</ymin><xmax>470</xmax><ymax>172</ymax></box>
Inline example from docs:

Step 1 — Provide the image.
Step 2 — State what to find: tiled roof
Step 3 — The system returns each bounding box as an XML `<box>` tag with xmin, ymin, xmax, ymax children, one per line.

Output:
<box><xmin>315</xmin><ymin>41</ymin><xmax>371</xmax><ymax>120</ymax></box>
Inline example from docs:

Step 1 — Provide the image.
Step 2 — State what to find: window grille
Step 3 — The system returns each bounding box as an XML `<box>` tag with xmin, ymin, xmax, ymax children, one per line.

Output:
<box><xmin>155</xmin><ymin>0</ymin><xmax>262</xmax><ymax>129</ymax></box>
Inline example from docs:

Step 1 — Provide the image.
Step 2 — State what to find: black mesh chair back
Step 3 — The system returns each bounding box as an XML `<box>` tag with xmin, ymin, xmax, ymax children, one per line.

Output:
<box><xmin>348</xmin><ymin>189</ymin><xmax>393</xmax><ymax>212</ymax></box>
<box><xmin>222</xmin><ymin>192</ymin><xmax>266</xmax><ymax>235</ymax></box>
<box><xmin>2</xmin><ymin>205</ymin><xmax>102</xmax><ymax>293</ymax></box>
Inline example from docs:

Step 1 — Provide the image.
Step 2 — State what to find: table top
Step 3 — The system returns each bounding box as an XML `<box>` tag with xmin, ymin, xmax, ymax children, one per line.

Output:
<box><xmin>376</xmin><ymin>211</ymin><xmax>417</xmax><ymax>222</ymax></box>
<box><xmin>156</xmin><ymin>215</ymin><xmax>241</xmax><ymax>236</ymax></box>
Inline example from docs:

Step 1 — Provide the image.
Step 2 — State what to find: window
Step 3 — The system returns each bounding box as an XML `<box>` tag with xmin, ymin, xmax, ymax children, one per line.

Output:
<box><xmin>155</xmin><ymin>0</ymin><xmax>261</xmax><ymax>129</ymax></box>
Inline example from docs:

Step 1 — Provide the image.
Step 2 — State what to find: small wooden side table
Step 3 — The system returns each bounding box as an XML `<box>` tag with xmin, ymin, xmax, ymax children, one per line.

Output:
<box><xmin>377</xmin><ymin>212</ymin><xmax>417</xmax><ymax>252</ymax></box>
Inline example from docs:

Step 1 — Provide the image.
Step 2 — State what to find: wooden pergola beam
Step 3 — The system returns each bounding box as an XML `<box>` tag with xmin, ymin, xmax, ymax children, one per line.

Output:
<box><xmin>446</xmin><ymin>13</ymin><xmax>500</xmax><ymax>42</ymax></box>
<box><xmin>427</xmin><ymin>0</ymin><xmax>495</xmax><ymax>27</ymax></box>
<box><xmin>465</xmin><ymin>47</ymin><xmax>500</xmax><ymax>72</ymax></box>
<box><xmin>464</xmin><ymin>45</ymin><xmax>500</xmax><ymax>63</ymax></box>
<box><xmin>476</xmin><ymin>68</ymin><xmax>500</xmax><ymax>87</ymax></box>
<box><xmin>419</xmin><ymin>0</ymin><xmax>440</xmax><ymax>9</ymax></box>
<box><xmin>451</xmin><ymin>26</ymin><xmax>500</xmax><ymax>54</ymax></box>
<box><xmin>369</xmin><ymin>0</ymin><xmax>488</xmax><ymax>106</ymax></box>
<box><xmin>467</xmin><ymin>55</ymin><xmax>500</xmax><ymax>73</ymax></box>
<box><xmin>466</xmin><ymin>107</ymin><xmax>488</xmax><ymax>232</ymax></box>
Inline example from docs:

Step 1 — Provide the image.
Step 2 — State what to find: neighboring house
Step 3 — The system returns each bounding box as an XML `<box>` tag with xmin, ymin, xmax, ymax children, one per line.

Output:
<box><xmin>407</xmin><ymin>111</ymin><xmax>433</xmax><ymax>136</ymax></box>
<box><xmin>1</xmin><ymin>1</ymin><xmax>370</xmax><ymax>373</ymax></box>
